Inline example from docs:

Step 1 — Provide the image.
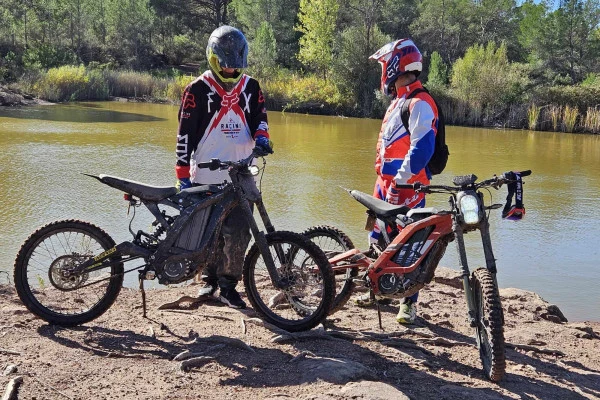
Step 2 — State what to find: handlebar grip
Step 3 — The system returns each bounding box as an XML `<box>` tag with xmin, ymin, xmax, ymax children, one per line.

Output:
<box><xmin>519</xmin><ymin>170</ymin><xmax>532</xmax><ymax>177</ymax></box>
<box><xmin>395</xmin><ymin>184</ymin><xmax>414</xmax><ymax>189</ymax></box>
<box><xmin>197</xmin><ymin>158</ymin><xmax>222</xmax><ymax>171</ymax></box>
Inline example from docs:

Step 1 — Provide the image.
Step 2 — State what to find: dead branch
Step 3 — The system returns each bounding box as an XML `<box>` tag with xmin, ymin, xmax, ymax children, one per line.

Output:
<box><xmin>288</xmin><ymin>350</ymin><xmax>316</xmax><ymax>363</ymax></box>
<box><xmin>507</xmin><ymin>343</ymin><xmax>565</xmax><ymax>357</ymax></box>
<box><xmin>173</xmin><ymin>344</ymin><xmax>226</xmax><ymax>361</ymax></box>
<box><xmin>416</xmin><ymin>337</ymin><xmax>472</xmax><ymax>347</ymax></box>
<box><xmin>179</xmin><ymin>356</ymin><xmax>215</xmax><ymax>372</ymax></box>
<box><xmin>242</xmin><ymin>318</ymin><xmax>291</xmax><ymax>336</ymax></box>
<box><xmin>0</xmin><ymin>349</ymin><xmax>20</xmax><ymax>356</ymax></box>
<box><xmin>161</xmin><ymin>309</ymin><xmax>235</xmax><ymax>322</ymax></box>
<box><xmin>193</xmin><ymin>335</ymin><xmax>255</xmax><ymax>353</ymax></box>
<box><xmin>158</xmin><ymin>295</ymin><xmax>211</xmax><ymax>310</ymax></box>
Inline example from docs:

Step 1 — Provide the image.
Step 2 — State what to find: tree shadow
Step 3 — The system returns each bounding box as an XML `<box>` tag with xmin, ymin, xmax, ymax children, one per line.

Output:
<box><xmin>0</xmin><ymin>104</ymin><xmax>165</xmax><ymax>123</ymax></box>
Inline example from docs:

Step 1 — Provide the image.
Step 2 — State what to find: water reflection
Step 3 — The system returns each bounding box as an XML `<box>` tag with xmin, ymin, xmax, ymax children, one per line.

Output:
<box><xmin>0</xmin><ymin>102</ymin><xmax>599</xmax><ymax>322</ymax></box>
<box><xmin>0</xmin><ymin>103</ymin><xmax>166</xmax><ymax>123</ymax></box>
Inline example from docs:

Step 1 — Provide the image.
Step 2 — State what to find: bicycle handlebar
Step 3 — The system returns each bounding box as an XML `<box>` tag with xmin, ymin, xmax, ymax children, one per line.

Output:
<box><xmin>196</xmin><ymin>148</ymin><xmax>265</xmax><ymax>171</ymax></box>
<box><xmin>396</xmin><ymin>169</ymin><xmax>531</xmax><ymax>193</ymax></box>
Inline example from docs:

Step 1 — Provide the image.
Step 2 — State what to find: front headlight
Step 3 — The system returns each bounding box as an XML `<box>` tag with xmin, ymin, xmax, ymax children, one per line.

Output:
<box><xmin>459</xmin><ymin>194</ymin><xmax>480</xmax><ymax>225</ymax></box>
<box><xmin>248</xmin><ymin>165</ymin><xmax>260</xmax><ymax>176</ymax></box>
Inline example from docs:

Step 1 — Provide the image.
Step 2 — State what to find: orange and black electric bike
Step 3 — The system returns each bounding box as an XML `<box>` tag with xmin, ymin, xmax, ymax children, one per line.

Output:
<box><xmin>302</xmin><ymin>170</ymin><xmax>531</xmax><ymax>382</ymax></box>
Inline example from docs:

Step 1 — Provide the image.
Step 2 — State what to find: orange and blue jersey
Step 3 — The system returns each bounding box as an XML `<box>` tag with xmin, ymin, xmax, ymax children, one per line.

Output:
<box><xmin>373</xmin><ymin>80</ymin><xmax>439</xmax><ymax>207</ymax></box>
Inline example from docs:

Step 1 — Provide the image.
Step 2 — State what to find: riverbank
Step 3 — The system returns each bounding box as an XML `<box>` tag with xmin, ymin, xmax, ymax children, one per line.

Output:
<box><xmin>0</xmin><ymin>85</ymin><xmax>50</xmax><ymax>106</ymax></box>
<box><xmin>2</xmin><ymin>267</ymin><xmax>599</xmax><ymax>400</ymax></box>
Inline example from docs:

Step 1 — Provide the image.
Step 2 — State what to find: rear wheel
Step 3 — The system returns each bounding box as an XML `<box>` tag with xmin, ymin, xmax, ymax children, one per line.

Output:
<box><xmin>471</xmin><ymin>268</ymin><xmax>506</xmax><ymax>382</ymax></box>
<box><xmin>302</xmin><ymin>226</ymin><xmax>358</xmax><ymax>315</ymax></box>
<box><xmin>243</xmin><ymin>231</ymin><xmax>335</xmax><ymax>332</ymax></box>
<box><xmin>14</xmin><ymin>220</ymin><xmax>124</xmax><ymax>326</ymax></box>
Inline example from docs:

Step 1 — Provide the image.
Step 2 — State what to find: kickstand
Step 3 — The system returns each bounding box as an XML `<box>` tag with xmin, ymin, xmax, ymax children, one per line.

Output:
<box><xmin>371</xmin><ymin>291</ymin><xmax>384</xmax><ymax>331</ymax></box>
<box><xmin>139</xmin><ymin>275</ymin><xmax>147</xmax><ymax>319</ymax></box>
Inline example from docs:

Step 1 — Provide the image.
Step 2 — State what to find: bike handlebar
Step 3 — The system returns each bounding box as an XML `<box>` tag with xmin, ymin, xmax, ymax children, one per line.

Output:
<box><xmin>196</xmin><ymin>148</ymin><xmax>264</xmax><ymax>171</ymax></box>
<box><xmin>396</xmin><ymin>169</ymin><xmax>531</xmax><ymax>193</ymax></box>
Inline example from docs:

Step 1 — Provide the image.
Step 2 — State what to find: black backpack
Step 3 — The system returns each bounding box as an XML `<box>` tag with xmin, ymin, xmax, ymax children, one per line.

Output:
<box><xmin>400</xmin><ymin>87</ymin><xmax>449</xmax><ymax>175</ymax></box>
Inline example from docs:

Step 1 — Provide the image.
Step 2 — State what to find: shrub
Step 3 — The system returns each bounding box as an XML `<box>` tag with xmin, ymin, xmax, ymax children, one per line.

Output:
<box><xmin>33</xmin><ymin>65</ymin><xmax>89</xmax><ymax>102</ymax></box>
<box><xmin>166</xmin><ymin>74</ymin><xmax>196</xmax><ymax>102</ymax></box>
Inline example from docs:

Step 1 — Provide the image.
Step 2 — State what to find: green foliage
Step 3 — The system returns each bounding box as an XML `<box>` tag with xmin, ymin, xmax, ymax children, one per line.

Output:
<box><xmin>450</xmin><ymin>42</ymin><xmax>529</xmax><ymax>123</ymax></box>
<box><xmin>33</xmin><ymin>65</ymin><xmax>90</xmax><ymax>102</ymax></box>
<box><xmin>426</xmin><ymin>51</ymin><xmax>448</xmax><ymax>87</ymax></box>
<box><xmin>248</xmin><ymin>22</ymin><xmax>278</xmax><ymax>79</ymax></box>
<box><xmin>166</xmin><ymin>74</ymin><xmax>196</xmax><ymax>102</ymax></box>
<box><xmin>331</xmin><ymin>24</ymin><xmax>391</xmax><ymax>117</ymax></box>
<box><xmin>296</xmin><ymin>0</ymin><xmax>339</xmax><ymax>78</ymax></box>
<box><xmin>261</xmin><ymin>69</ymin><xmax>348</xmax><ymax>113</ymax></box>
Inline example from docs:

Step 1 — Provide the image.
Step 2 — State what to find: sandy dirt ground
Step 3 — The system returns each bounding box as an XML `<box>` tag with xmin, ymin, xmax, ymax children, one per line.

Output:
<box><xmin>1</xmin><ymin>267</ymin><xmax>599</xmax><ymax>400</ymax></box>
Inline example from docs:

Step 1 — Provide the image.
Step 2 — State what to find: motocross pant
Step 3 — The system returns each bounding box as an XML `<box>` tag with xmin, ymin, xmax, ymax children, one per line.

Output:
<box><xmin>200</xmin><ymin>202</ymin><xmax>252</xmax><ymax>290</ymax></box>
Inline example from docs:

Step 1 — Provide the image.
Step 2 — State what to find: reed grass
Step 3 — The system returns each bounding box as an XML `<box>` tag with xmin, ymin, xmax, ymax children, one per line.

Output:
<box><xmin>563</xmin><ymin>105</ymin><xmax>579</xmax><ymax>133</ymax></box>
<box><xmin>527</xmin><ymin>104</ymin><xmax>541</xmax><ymax>130</ymax></box>
<box><xmin>166</xmin><ymin>74</ymin><xmax>195</xmax><ymax>102</ymax></box>
<box><xmin>584</xmin><ymin>107</ymin><xmax>600</xmax><ymax>134</ymax></box>
<box><xmin>549</xmin><ymin>105</ymin><xmax>562</xmax><ymax>131</ymax></box>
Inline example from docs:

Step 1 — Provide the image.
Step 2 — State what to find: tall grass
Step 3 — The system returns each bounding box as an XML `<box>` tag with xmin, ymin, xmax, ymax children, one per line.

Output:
<box><xmin>528</xmin><ymin>104</ymin><xmax>541</xmax><ymax>130</ymax></box>
<box><xmin>165</xmin><ymin>74</ymin><xmax>195</xmax><ymax>102</ymax></box>
<box><xmin>563</xmin><ymin>106</ymin><xmax>579</xmax><ymax>133</ymax></box>
<box><xmin>104</xmin><ymin>70</ymin><xmax>168</xmax><ymax>99</ymax></box>
<box><xmin>548</xmin><ymin>105</ymin><xmax>562</xmax><ymax>131</ymax></box>
<box><xmin>584</xmin><ymin>107</ymin><xmax>600</xmax><ymax>134</ymax></box>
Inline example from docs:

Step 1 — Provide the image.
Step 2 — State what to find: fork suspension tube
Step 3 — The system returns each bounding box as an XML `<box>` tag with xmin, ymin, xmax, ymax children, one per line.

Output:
<box><xmin>454</xmin><ymin>223</ymin><xmax>477</xmax><ymax>326</ymax></box>
<box><xmin>255</xmin><ymin>199</ymin><xmax>276</xmax><ymax>234</ymax></box>
<box><xmin>241</xmin><ymin>200</ymin><xmax>283</xmax><ymax>289</ymax></box>
<box><xmin>479</xmin><ymin>218</ymin><xmax>497</xmax><ymax>274</ymax></box>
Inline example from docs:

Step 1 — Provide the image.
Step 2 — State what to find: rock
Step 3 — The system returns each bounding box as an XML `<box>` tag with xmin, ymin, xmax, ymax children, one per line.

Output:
<box><xmin>339</xmin><ymin>381</ymin><xmax>410</xmax><ymax>400</ymax></box>
<box><xmin>297</xmin><ymin>357</ymin><xmax>376</xmax><ymax>384</ymax></box>
<box><xmin>540</xmin><ymin>305</ymin><xmax>568</xmax><ymax>323</ymax></box>
<box><xmin>434</xmin><ymin>267</ymin><xmax>463</xmax><ymax>289</ymax></box>
<box><xmin>568</xmin><ymin>323</ymin><xmax>598</xmax><ymax>339</ymax></box>
<box><xmin>3</xmin><ymin>364</ymin><xmax>17</xmax><ymax>375</ymax></box>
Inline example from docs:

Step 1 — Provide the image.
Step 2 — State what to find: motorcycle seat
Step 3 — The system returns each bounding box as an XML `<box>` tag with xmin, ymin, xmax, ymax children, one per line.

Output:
<box><xmin>97</xmin><ymin>174</ymin><xmax>178</xmax><ymax>202</ymax></box>
<box><xmin>350</xmin><ymin>190</ymin><xmax>410</xmax><ymax>218</ymax></box>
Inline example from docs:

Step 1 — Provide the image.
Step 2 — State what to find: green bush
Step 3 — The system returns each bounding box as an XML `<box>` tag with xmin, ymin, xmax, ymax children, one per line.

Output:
<box><xmin>166</xmin><ymin>74</ymin><xmax>196</xmax><ymax>102</ymax></box>
<box><xmin>33</xmin><ymin>65</ymin><xmax>89</xmax><ymax>102</ymax></box>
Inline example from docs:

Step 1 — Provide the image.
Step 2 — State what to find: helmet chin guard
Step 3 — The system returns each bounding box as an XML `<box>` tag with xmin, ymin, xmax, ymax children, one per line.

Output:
<box><xmin>206</xmin><ymin>25</ymin><xmax>248</xmax><ymax>91</ymax></box>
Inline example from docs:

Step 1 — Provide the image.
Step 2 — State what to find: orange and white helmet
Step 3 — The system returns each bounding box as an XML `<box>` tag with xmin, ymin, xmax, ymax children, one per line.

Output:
<box><xmin>369</xmin><ymin>39</ymin><xmax>422</xmax><ymax>96</ymax></box>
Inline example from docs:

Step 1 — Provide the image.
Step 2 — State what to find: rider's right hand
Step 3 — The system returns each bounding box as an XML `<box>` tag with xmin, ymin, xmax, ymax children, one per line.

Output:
<box><xmin>176</xmin><ymin>177</ymin><xmax>192</xmax><ymax>191</ymax></box>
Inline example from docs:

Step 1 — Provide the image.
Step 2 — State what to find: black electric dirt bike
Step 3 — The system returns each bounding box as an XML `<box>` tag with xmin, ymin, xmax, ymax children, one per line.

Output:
<box><xmin>14</xmin><ymin>149</ymin><xmax>335</xmax><ymax>332</ymax></box>
<box><xmin>302</xmin><ymin>170</ymin><xmax>531</xmax><ymax>381</ymax></box>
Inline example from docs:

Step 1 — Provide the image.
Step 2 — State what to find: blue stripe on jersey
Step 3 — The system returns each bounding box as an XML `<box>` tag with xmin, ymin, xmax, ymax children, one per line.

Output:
<box><xmin>407</xmin><ymin>129</ymin><xmax>435</xmax><ymax>174</ymax></box>
<box><xmin>381</xmin><ymin>159</ymin><xmax>404</xmax><ymax>176</ymax></box>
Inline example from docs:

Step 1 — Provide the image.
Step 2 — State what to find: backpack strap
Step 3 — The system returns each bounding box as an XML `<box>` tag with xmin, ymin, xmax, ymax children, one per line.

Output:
<box><xmin>400</xmin><ymin>88</ymin><xmax>427</xmax><ymax>135</ymax></box>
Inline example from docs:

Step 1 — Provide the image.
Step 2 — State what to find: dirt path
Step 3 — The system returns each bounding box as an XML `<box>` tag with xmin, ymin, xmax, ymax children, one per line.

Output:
<box><xmin>1</xmin><ymin>268</ymin><xmax>599</xmax><ymax>399</ymax></box>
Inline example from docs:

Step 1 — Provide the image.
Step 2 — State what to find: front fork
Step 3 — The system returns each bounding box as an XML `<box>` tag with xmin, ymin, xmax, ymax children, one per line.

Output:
<box><xmin>241</xmin><ymin>198</ymin><xmax>287</xmax><ymax>290</ymax></box>
<box><xmin>455</xmin><ymin>216</ymin><xmax>498</xmax><ymax>327</ymax></box>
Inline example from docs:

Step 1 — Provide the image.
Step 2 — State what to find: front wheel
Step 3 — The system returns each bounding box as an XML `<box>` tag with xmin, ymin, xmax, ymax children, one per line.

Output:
<box><xmin>243</xmin><ymin>231</ymin><xmax>335</xmax><ymax>332</ymax></box>
<box><xmin>471</xmin><ymin>268</ymin><xmax>506</xmax><ymax>382</ymax></box>
<box><xmin>13</xmin><ymin>220</ymin><xmax>124</xmax><ymax>326</ymax></box>
<box><xmin>302</xmin><ymin>226</ymin><xmax>358</xmax><ymax>315</ymax></box>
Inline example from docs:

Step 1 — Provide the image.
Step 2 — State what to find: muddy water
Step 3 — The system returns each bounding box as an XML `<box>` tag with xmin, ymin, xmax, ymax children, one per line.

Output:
<box><xmin>1</xmin><ymin>102</ymin><xmax>598</xmax><ymax>321</ymax></box>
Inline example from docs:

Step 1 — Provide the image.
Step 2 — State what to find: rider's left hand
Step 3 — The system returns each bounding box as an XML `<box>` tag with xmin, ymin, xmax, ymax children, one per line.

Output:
<box><xmin>255</xmin><ymin>135</ymin><xmax>274</xmax><ymax>154</ymax></box>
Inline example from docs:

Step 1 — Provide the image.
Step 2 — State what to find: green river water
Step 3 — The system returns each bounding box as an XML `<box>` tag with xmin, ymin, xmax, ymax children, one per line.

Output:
<box><xmin>0</xmin><ymin>102</ymin><xmax>599</xmax><ymax>321</ymax></box>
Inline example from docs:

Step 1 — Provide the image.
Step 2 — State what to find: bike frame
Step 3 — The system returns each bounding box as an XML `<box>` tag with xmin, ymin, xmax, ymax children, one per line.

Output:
<box><xmin>74</xmin><ymin>155</ymin><xmax>285</xmax><ymax>288</ymax></box>
<box><xmin>326</xmin><ymin>186</ymin><xmax>500</xmax><ymax>327</ymax></box>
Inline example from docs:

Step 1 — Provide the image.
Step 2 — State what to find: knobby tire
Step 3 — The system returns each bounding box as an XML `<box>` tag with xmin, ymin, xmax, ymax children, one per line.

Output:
<box><xmin>243</xmin><ymin>231</ymin><xmax>335</xmax><ymax>332</ymax></box>
<box><xmin>302</xmin><ymin>225</ymin><xmax>358</xmax><ymax>315</ymax></box>
<box><xmin>471</xmin><ymin>268</ymin><xmax>506</xmax><ymax>382</ymax></box>
<box><xmin>14</xmin><ymin>220</ymin><xmax>124</xmax><ymax>326</ymax></box>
